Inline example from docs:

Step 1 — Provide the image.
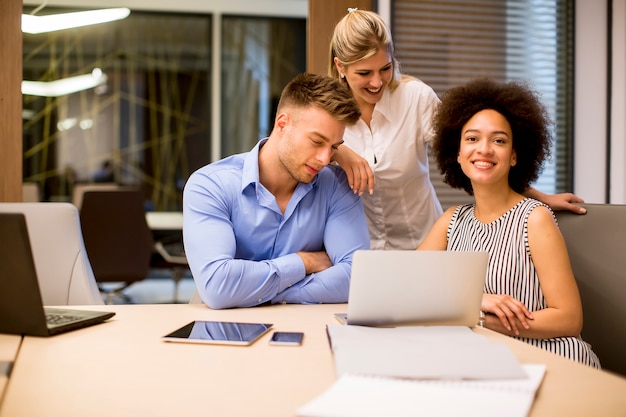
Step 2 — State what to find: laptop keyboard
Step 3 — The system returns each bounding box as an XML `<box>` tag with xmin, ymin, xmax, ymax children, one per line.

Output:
<box><xmin>46</xmin><ymin>313</ymin><xmax>81</xmax><ymax>326</ymax></box>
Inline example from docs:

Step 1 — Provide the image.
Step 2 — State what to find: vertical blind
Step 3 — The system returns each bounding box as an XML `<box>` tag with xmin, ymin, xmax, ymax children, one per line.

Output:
<box><xmin>392</xmin><ymin>0</ymin><xmax>575</xmax><ymax>209</ymax></box>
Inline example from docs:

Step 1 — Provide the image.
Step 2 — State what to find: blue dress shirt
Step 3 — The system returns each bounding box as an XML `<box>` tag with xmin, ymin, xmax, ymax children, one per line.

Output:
<box><xmin>183</xmin><ymin>139</ymin><xmax>370</xmax><ymax>309</ymax></box>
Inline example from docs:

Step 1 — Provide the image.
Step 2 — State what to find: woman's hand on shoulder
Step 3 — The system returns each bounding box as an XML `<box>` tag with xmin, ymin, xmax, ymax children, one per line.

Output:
<box><xmin>334</xmin><ymin>145</ymin><xmax>374</xmax><ymax>196</ymax></box>
<box><xmin>543</xmin><ymin>192</ymin><xmax>586</xmax><ymax>214</ymax></box>
<box><xmin>524</xmin><ymin>187</ymin><xmax>586</xmax><ymax>214</ymax></box>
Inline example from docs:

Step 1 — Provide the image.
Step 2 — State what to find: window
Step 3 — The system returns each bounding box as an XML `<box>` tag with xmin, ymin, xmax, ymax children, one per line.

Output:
<box><xmin>220</xmin><ymin>16</ymin><xmax>306</xmax><ymax>157</ymax></box>
<box><xmin>22</xmin><ymin>9</ymin><xmax>212</xmax><ymax>210</ymax></box>
<box><xmin>393</xmin><ymin>0</ymin><xmax>574</xmax><ymax>208</ymax></box>
<box><xmin>22</xmin><ymin>8</ymin><xmax>306</xmax><ymax>209</ymax></box>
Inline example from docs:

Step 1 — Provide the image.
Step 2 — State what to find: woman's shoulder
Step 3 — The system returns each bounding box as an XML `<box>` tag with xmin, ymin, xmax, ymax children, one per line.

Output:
<box><xmin>395</xmin><ymin>75</ymin><xmax>436</xmax><ymax>95</ymax></box>
<box><xmin>387</xmin><ymin>75</ymin><xmax>440</xmax><ymax>113</ymax></box>
<box><xmin>518</xmin><ymin>197</ymin><xmax>552</xmax><ymax>213</ymax></box>
<box><xmin>518</xmin><ymin>198</ymin><xmax>556</xmax><ymax>227</ymax></box>
<box><xmin>448</xmin><ymin>203</ymin><xmax>475</xmax><ymax>224</ymax></box>
<box><xmin>453</xmin><ymin>203</ymin><xmax>474</xmax><ymax>215</ymax></box>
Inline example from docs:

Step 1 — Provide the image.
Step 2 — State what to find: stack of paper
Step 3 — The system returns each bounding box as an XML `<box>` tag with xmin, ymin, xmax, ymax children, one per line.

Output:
<box><xmin>326</xmin><ymin>324</ymin><xmax>526</xmax><ymax>380</ymax></box>
<box><xmin>297</xmin><ymin>364</ymin><xmax>546</xmax><ymax>417</ymax></box>
<box><xmin>297</xmin><ymin>325</ymin><xmax>545</xmax><ymax>417</ymax></box>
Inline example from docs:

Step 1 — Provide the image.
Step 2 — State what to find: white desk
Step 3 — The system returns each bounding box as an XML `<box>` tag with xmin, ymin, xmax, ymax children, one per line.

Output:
<box><xmin>1</xmin><ymin>304</ymin><xmax>625</xmax><ymax>417</ymax></box>
<box><xmin>0</xmin><ymin>334</ymin><xmax>21</xmax><ymax>404</ymax></box>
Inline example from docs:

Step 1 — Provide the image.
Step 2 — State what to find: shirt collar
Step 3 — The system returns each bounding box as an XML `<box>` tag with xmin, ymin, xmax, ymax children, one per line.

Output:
<box><xmin>373</xmin><ymin>87</ymin><xmax>393</xmax><ymax>123</ymax></box>
<box><xmin>240</xmin><ymin>138</ymin><xmax>319</xmax><ymax>194</ymax></box>
<box><xmin>241</xmin><ymin>138</ymin><xmax>265</xmax><ymax>192</ymax></box>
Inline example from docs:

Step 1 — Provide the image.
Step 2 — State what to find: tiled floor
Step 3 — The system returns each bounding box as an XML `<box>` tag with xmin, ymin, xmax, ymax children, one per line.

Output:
<box><xmin>105</xmin><ymin>269</ymin><xmax>196</xmax><ymax>305</ymax></box>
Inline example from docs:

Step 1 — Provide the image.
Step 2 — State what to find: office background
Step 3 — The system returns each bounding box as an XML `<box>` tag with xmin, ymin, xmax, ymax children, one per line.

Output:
<box><xmin>0</xmin><ymin>0</ymin><xmax>625</xmax><ymax>206</ymax></box>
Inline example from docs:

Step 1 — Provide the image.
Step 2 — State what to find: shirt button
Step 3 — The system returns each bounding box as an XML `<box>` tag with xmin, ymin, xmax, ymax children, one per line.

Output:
<box><xmin>257</xmin><ymin>298</ymin><xmax>263</xmax><ymax>303</ymax></box>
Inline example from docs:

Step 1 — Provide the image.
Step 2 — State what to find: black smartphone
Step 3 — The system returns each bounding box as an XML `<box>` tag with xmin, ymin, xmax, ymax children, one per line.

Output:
<box><xmin>269</xmin><ymin>331</ymin><xmax>304</xmax><ymax>346</ymax></box>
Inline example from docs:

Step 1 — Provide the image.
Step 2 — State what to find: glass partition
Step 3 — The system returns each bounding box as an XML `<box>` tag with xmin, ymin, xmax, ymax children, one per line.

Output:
<box><xmin>23</xmin><ymin>8</ymin><xmax>306</xmax><ymax>210</ymax></box>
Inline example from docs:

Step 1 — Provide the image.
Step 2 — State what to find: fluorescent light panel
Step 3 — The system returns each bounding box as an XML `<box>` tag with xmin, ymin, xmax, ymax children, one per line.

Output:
<box><xmin>22</xmin><ymin>68</ymin><xmax>108</xmax><ymax>97</ymax></box>
<box><xmin>22</xmin><ymin>8</ymin><xmax>130</xmax><ymax>34</ymax></box>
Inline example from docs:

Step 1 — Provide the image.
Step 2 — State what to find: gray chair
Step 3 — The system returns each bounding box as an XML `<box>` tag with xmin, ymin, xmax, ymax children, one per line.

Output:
<box><xmin>0</xmin><ymin>202</ymin><xmax>104</xmax><ymax>305</ymax></box>
<box><xmin>147</xmin><ymin>208</ymin><xmax>189</xmax><ymax>302</ymax></box>
<box><xmin>154</xmin><ymin>238</ymin><xmax>189</xmax><ymax>303</ymax></box>
<box><xmin>556</xmin><ymin>204</ymin><xmax>626</xmax><ymax>376</ymax></box>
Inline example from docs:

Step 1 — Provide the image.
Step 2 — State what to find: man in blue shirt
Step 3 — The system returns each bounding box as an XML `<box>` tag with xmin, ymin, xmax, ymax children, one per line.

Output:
<box><xmin>183</xmin><ymin>73</ymin><xmax>370</xmax><ymax>309</ymax></box>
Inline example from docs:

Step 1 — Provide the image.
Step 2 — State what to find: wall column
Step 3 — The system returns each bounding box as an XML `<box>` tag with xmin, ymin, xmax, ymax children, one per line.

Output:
<box><xmin>307</xmin><ymin>0</ymin><xmax>374</xmax><ymax>75</ymax></box>
<box><xmin>0</xmin><ymin>0</ymin><xmax>23</xmax><ymax>202</ymax></box>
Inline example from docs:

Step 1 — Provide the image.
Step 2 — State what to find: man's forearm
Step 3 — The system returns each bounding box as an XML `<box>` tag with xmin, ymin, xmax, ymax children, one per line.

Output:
<box><xmin>194</xmin><ymin>254</ymin><xmax>306</xmax><ymax>309</ymax></box>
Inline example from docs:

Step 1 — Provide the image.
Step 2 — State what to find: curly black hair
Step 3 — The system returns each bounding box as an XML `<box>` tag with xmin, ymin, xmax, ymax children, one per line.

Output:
<box><xmin>432</xmin><ymin>78</ymin><xmax>553</xmax><ymax>195</ymax></box>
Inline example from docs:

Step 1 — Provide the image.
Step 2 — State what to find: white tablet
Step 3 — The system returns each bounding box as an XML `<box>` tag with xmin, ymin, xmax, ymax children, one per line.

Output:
<box><xmin>163</xmin><ymin>320</ymin><xmax>273</xmax><ymax>346</ymax></box>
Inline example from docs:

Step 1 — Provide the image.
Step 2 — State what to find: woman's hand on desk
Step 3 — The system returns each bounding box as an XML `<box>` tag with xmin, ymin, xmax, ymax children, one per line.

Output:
<box><xmin>481</xmin><ymin>294</ymin><xmax>534</xmax><ymax>336</ymax></box>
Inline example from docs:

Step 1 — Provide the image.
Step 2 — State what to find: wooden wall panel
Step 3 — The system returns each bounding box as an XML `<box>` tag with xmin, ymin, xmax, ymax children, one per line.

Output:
<box><xmin>307</xmin><ymin>0</ymin><xmax>375</xmax><ymax>76</ymax></box>
<box><xmin>0</xmin><ymin>0</ymin><xmax>23</xmax><ymax>202</ymax></box>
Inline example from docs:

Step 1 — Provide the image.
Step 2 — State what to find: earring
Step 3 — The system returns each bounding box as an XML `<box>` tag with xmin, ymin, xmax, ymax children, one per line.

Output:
<box><xmin>341</xmin><ymin>74</ymin><xmax>346</xmax><ymax>79</ymax></box>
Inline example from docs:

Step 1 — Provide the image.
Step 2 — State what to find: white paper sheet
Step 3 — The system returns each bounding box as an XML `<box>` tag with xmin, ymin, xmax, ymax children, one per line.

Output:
<box><xmin>326</xmin><ymin>324</ymin><xmax>526</xmax><ymax>380</ymax></box>
<box><xmin>297</xmin><ymin>364</ymin><xmax>546</xmax><ymax>417</ymax></box>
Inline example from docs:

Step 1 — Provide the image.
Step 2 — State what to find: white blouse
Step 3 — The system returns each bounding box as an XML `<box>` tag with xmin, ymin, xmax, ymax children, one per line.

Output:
<box><xmin>342</xmin><ymin>78</ymin><xmax>443</xmax><ymax>249</ymax></box>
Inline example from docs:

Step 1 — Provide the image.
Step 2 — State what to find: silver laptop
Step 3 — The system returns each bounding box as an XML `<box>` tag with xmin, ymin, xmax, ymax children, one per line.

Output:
<box><xmin>0</xmin><ymin>213</ymin><xmax>115</xmax><ymax>337</ymax></box>
<box><xmin>337</xmin><ymin>250</ymin><xmax>489</xmax><ymax>327</ymax></box>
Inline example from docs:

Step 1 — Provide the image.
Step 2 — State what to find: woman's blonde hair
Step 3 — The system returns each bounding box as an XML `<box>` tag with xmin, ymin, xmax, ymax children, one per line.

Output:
<box><xmin>328</xmin><ymin>9</ymin><xmax>402</xmax><ymax>91</ymax></box>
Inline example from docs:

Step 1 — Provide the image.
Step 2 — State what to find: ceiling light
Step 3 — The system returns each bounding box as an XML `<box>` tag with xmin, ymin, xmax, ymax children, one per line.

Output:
<box><xmin>22</xmin><ymin>8</ymin><xmax>130</xmax><ymax>34</ymax></box>
<box><xmin>22</xmin><ymin>68</ymin><xmax>108</xmax><ymax>97</ymax></box>
<box><xmin>57</xmin><ymin>118</ymin><xmax>77</xmax><ymax>131</ymax></box>
<box><xmin>22</xmin><ymin>109</ymin><xmax>36</xmax><ymax>120</ymax></box>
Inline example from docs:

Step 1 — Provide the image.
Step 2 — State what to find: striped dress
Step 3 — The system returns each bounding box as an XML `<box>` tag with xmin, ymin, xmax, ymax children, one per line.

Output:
<box><xmin>447</xmin><ymin>198</ymin><xmax>601</xmax><ymax>368</ymax></box>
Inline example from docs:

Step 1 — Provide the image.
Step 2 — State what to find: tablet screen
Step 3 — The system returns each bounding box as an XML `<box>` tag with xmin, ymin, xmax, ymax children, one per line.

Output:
<box><xmin>163</xmin><ymin>321</ymin><xmax>273</xmax><ymax>346</ymax></box>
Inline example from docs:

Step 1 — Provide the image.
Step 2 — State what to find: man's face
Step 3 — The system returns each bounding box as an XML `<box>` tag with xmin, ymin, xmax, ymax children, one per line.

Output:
<box><xmin>276</xmin><ymin>106</ymin><xmax>345</xmax><ymax>184</ymax></box>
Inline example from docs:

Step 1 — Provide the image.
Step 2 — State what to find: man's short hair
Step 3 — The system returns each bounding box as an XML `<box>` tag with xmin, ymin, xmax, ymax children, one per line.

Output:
<box><xmin>277</xmin><ymin>73</ymin><xmax>361</xmax><ymax>125</ymax></box>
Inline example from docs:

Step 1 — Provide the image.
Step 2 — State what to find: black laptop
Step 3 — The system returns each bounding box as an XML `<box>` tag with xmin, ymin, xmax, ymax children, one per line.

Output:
<box><xmin>0</xmin><ymin>212</ymin><xmax>115</xmax><ymax>337</ymax></box>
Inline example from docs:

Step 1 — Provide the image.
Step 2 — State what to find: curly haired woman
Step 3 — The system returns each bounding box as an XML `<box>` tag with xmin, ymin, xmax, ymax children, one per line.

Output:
<box><xmin>419</xmin><ymin>78</ymin><xmax>600</xmax><ymax>368</ymax></box>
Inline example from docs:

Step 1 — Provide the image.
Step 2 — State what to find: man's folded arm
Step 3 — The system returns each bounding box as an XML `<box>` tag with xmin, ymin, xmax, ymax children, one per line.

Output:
<box><xmin>184</xmin><ymin>185</ymin><xmax>307</xmax><ymax>309</ymax></box>
<box><xmin>194</xmin><ymin>253</ymin><xmax>306</xmax><ymax>309</ymax></box>
<box><xmin>274</xmin><ymin>184</ymin><xmax>370</xmax><ymax>304</ymax></box>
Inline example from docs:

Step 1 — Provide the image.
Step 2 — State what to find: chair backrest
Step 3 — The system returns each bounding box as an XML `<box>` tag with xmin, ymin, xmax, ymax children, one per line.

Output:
<box><xmin>555</xmin><ymin>204</ymin><xmax>626</xmax><ymax>376</ymax></box>
<box><xmin>72</xmin><ymin>183</ymin><xmax>125</xmax><ymax>210</ymax></box>
<box><xmin>79</xmin><ymin>189</ymin><xmax>154</xmax><ymax>284</ymax></box>
<box><xmin>0</xmin><ymin>202</ymin><xmax>103</xmax><ymax>305</ymax></box>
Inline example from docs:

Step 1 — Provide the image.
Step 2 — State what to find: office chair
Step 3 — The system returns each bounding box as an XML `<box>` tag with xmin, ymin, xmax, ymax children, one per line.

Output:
<box><xmin>79</xmin><ymin>189</ymin><xmax>154</xmax><ymax>304</ymax></box>
<box><xmin>145</xmin><ymin>210</ymin><xmax>190</xmax><ymax>303</ymax></box>
<box><xmin>0</xmin><ymin>202</ymin><xmax>104</xmax><ymax>305</ymax></box>
<box><xmin>556</xmin><ymin>204</ymin><xmax>626</xmax><ymax>377</ymax></box>
<box><xmin>72</xmin><ymin>182</ymin><xmax>126</xmax><ymax>210</ymax></box>
<box><xmin>153</xmin><ymin>237</ymin><xmax>189</xmax><ymax>303</ymax></box>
